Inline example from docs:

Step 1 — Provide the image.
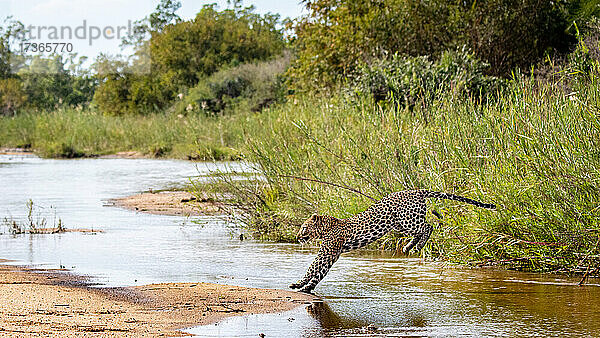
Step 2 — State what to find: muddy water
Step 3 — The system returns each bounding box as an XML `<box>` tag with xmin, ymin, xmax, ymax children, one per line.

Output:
<box><xmin>1</xmin><ymin>154</ymin><xmax>599</xmax><ymax>337</ymax></box>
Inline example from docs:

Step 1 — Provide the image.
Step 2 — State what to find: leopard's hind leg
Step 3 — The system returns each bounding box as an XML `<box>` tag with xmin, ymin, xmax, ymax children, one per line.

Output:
<box><xmin>402</xmin><ymin>221</ymin><xmax>433</xmax><ymax>254</ymax></box>
<box><xmin>402</xmin><ymin>234</ymin><xmax>420</xmax><ymax>254</ymax></box>
<box><xmin>402</xmin><ymin>202</ymin><xmax>433</xmax><ymax>254</ymax></box>
<box><xmin>413</xmin><ymin>222</ymin><xmax>433</xmax><ymax>252</ymax></box>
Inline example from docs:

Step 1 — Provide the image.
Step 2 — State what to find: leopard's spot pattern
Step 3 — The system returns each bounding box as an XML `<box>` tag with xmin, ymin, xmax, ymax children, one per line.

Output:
<box><xmin>290</xmin><ymin>190</ymin><xmax>496</xmax><ymax>293</ymax></box>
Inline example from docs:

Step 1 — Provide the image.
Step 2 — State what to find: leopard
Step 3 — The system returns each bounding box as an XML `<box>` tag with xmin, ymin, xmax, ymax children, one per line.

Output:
<box><xmin>289</xmin><ymin>189</ymin><xmax>496</xmax><ymax>293</ymax></box>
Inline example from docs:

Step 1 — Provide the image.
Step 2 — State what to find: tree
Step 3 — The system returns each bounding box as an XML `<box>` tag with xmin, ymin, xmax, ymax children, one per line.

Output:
<box><xmin>0</xmin><ymin>78</ymin><xmax>27</xmax><ymax>115</ymax></box>
<box><xmin>0</xmin><ymin>16</ymin><xmax>25</xmax><ymax>79</ymax></box>
<box><xmin>288</xmin><ymin>0</ymin><xmax>579</xmax><ymax>91</ymax></box>
<box><xmin>121</xmin><ymin>0</ymin><xmax>182</xmax><ymax>48</ymax></box>
<box><xmin>149</xmin><ymin>0</ymin><xmax>182</xmax><ymax>31</ymax></box>
<box><xmin>95</xmin><ymin>3</ymin><xmax>285</xmax><ymax>115</ymax></box>
<box><xmin>17</xmin><ymin>55</ymin><xmax>97</xmax><ymax>110</ymax></box>
<box><xmin>150</xmin><ymin>4</ymin><xmax>284</xmax><ymax>89</ymax></box>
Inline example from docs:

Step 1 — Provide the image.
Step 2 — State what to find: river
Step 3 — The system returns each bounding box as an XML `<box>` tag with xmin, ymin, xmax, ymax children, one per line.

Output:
<box><xmin>1</xmin><ymin>154</ymin><xmax>598</xmax><ymax>337</ymax></box>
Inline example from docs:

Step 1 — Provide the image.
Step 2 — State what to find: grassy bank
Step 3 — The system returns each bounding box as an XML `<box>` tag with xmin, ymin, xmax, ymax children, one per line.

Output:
<box><xmin>2</xmin><ymin>73</ymin><xmax>599</xmax><ymax>276</ymax></box>
<box><xmin>0</xmin><ymin>108</ymin><xmax>254</xmax><ymax>160</ymax></box>
<box><xmin>221</xmin><ymin>73</ymin><xmax>600</xmax><ymax>274</ymax></box>
<box><xmin>2</xmin><ymin>75</ymin><xmax>599</xmax><ymax>275</ymax></box>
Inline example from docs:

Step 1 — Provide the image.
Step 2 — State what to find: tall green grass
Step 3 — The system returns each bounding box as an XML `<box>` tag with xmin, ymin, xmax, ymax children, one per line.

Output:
<box><xmin>0</xmin><ymin>108</ymin><xmax>253</xmax><ymax>160</ymax></box>
<box><xmin>225</xmin><ymin>74</ymin><xmax>600</xmax><ymax>274</ymax></box>
<box><xmin>2</xmin><ymin>63</ymin><xmax>598</xmax><ymax>275</ymax></box>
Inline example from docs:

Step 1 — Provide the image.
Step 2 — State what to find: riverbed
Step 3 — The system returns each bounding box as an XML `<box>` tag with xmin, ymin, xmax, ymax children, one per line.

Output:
<box><xmin>1</xmin><ymin>154</ymin><xmax>599</xmax><ymax>337</ymax></box>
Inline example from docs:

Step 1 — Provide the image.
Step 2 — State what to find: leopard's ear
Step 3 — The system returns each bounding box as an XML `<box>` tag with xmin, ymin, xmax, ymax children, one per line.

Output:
<box><xmin>308</xmin><ymin>213</ymin><xmax>321</xmax><ymax>222</ymax></box>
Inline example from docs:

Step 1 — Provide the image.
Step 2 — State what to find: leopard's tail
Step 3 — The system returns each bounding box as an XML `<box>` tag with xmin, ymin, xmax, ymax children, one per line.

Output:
<box><xmin>421</xmin><ymin>190</ymin><xmax>496</xmax><ymax>209</ymax></box>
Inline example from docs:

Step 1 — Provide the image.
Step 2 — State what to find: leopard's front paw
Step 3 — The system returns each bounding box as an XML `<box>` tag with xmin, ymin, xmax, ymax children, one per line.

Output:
<box><xmin>289</xmin><ymin>281</ymin><xmax>303</xmax><ymax>289</ymax></box>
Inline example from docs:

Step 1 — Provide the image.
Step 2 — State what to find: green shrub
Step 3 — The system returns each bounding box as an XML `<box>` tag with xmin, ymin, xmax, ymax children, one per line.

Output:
<box><xmin>151</xmin><ymin>4</ymin><xmax>285</xmax><ymax>90</ymax></box>
<box><xmin>174</xmin><ymin>53</ymin><xmax>290</xmax><ymax>115</ymax></box>
<box><xmin>93</xmin><ymin>4</ymin><xmax>286</xmax><ymax>115</ymax></box>
<box><xmin>14</xmin><ymin>55</ymin><xmax>97</xmax><ymax>111</ymax></box>
<box><xmin>0</xmin><ymin>78</ymin><xmax>27</xmax><ymax>115</ymax></box>
<box><xmin>535</xmin><ymin>19</ymin><xmax>600</xmax><ymax>92</ymax></box>
<box><xmin>350</xmin><ymin>49</ymin><xmax>504</xmax><ymax>107</ymax></box>
<box><xmin>288</xmin><ymin>0</ymin><xmax>576</xmax><ymax>91</ymax></box>
<box><xmin>93</xmin><ymin>74</ymin><xmax>134</xmax><ymax>115</ymax></box>
<box><xmin>566</xmin><ymin>21</ymin><xmax>600</xmax><ymax>79</ymax></box>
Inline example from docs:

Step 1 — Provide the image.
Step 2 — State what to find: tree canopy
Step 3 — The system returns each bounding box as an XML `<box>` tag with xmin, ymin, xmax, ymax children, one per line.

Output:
<box><xmin>287</xmin><ymin>0</ymin><xmax>589</xmax><ymax>91</ymax></box>
<box><xmin>94</xmin><ymin>2</ymin><xmax>285</xmax><ymax>115</ymax></box>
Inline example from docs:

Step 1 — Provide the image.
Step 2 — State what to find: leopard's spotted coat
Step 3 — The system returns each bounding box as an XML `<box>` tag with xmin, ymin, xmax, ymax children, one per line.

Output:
<box><xmin>290</xmin><ymin>190</ymin><xmax>496</xmax><ymax>293</ymax></box>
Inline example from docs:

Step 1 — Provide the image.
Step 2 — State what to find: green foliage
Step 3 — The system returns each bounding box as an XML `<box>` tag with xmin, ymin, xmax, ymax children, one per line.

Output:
<box><xmin>151</xmin><ymin>3</ymin><xmax>285</xmax><ymax>90</ymax></box>
<box><xmin>92</xmin><ymin>51</ymin><xmax>175</xmax><ymax>115</ymax></box>
<box><xmin>566</xmin><ymin>20</ymin><xmax>600</xmax><ymax>79</ymax></box>
<box><xmin>565</xmin><ymin>0</ymin><xmax>600</xmax><ymax>32</ymax></box>
<box><xmin>18</xmin><ymin>55</ymin><xmax>97</xmax><ymax>111</ymax></box>
<box><xmin>535</xmin><ymin>18</ymin><xmax>600</xmax><ymax>92</ymax></box>
<box><xmin>1</xmin><ymin>19</ymin><xmax>95</xmax><ymax>113</ymax></box>
<box><xmin>288</xmin><ymin>0</ymin><xmax>577</xmax><ymax>91</ymax></box>
<box><xmin>174</xmin><ymin>53</ymin><xmax>290</xmax><ymax>115</ymax></box>
<box><xmin>350</xmin><ymin>49</ymin><xmax>504</xmax><ymax>107</ymax></box>
<box><xmin>95</xmin><ymin>3</ymin><xmax>285</xmax><ymax>115</ymax></box>
<box><xmin>214</xmin><ymin>56</ymin><xmax>600</xmax><ymax>273</ymax></box>
<box><xmin>0</xmin><ymin>108</ymin><xmax>250</xmax><ymax>160</ymax></box>
<box><xmin>0</xmin><ymin>17</ymin><xmax>25</xmax><ymax>79</ymax></box>
<box><xmin>148</xmin><ymin>0</ymin><xmax>182</xmax><ymax>32</ymax></box>
<box><xmin>0</xmin><ymin>77</ymin><xmax>27</xmax><ymax>115</ymax></box>
<box><xmin>122</xmin><ymin>0</ymin><xmax>182</xmax><ymax>47</ymax></box>
<box><xmin>91</xmin><ymin>74</ymin><xmax>131</xmax><ymax>115</ymax></box>
<box><xmin>458</xmin><ymin>0</ymin><xmax>573</xmax><ymax>75</ymax></box>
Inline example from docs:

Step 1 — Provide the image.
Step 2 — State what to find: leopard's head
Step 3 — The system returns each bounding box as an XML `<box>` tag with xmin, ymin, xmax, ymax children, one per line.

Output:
<box><xmin>297</xmin><ymin>214</ymin><xmax>334</xmax><ymax>243</ymax></box>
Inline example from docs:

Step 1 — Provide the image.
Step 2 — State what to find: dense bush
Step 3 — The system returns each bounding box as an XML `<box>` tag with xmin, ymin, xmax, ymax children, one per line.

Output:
<box><xmin>532</xmin><ymin>18</ymin><xmax>600</xmax><ymax>95</ymax></box>
<box><xmin>18</xmin><ymin>55</ymin><xmax>97</xmax><ymax>111</ymax></box>
<box><xmin>174</xmin><ymin>53</ymin><xmax>290</xmax><ymax>115</ymax></box>
<box><xmin>151</xmin><ymin>4</ymin><xmax>285</xmax><ymax>90</ymax></box>
<box><xmin>288</xmin><ymin>0</ymin><xmax>580</xmax><ymax>91</ymax></box>
<box><xmin>217</xmin><ymin>71</ymin><xmax>600</xmax><ymax>273</ymax></box>
<box><xmin>94</xmin><ymin>3</ymin><xmax>286</xmax><ymax>115</ymax></box>
<box><xmin>350</xmin><ymin>49</ymin><xmax>504</xmax><ymax>107</ymax></box>
<box><xmin>0</xmin><ymin>77</ymin><xmax>26</xmax><ymax>115</ymax></box>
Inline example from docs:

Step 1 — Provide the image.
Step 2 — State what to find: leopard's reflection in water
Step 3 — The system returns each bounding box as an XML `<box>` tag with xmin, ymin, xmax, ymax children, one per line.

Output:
<box><xmin>306</xmin><ymin>300</ymin><xmax>365</xmax><ymax>331</ymax></box>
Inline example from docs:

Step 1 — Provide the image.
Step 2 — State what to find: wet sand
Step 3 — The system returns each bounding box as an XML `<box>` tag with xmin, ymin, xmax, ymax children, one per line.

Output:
<box><xmin>99</xmin><ymin>151</ymin><xmax>152</xmax><ymax>159</ymax></box>
<box><xmin>1</xmin><ymin>149</ymin><xmax>155</xmax><ymax>159</ymax></box>
<box><xmin>109</xmin><ymin>191</ymin><xmax>222</xmax><ymax>216</ymax></box>
<box><xmin>0</xmin><ymin>148</ymin><xmax>34</xmax><ymax>156</ymax></box>
<box><xmin>0</xmin><ymin>261</ymin><xmax>314</xmax><ymax>337</ymax></box>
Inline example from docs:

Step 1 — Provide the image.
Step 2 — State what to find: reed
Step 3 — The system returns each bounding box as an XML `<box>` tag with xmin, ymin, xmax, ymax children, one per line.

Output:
<box><xmin>0</xmin><ymin>108</ymin><xmax>253</xmax><ymax>160</ymax></box>
<box><xmin>225</xmin><ymin>73</ymin><xmax>600</xmax><ymax>274</ymax></box>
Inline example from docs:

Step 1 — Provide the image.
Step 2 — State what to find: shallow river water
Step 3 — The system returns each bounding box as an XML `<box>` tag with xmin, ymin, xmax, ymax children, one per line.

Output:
<box><xmin>1</xmin><ymin>154</ymin><xmax>599</xmax><ymax>337</ymax></box>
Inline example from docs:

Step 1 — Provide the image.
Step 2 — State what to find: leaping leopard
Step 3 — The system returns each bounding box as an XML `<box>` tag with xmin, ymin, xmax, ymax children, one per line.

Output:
<box><xmin>290</xmin><ymin>190</ymin><xmax>496</xmax><ymax>293</ymax></box>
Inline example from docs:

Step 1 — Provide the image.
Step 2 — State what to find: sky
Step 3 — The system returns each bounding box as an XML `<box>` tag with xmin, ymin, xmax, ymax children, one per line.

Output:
<box><xmin>1</xmin><ymin>0</ymin><xmax>305</xmax><ymax>64</ymax></box>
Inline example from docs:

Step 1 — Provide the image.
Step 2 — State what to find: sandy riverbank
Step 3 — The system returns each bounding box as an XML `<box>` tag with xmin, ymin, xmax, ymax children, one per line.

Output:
<box><xmin>0</xmin><ymin>261</ymin><xmax>314</xmax><ymax>337</ymax></box>
<box><xmin>109</xmin><ymin>191</ymin><xmax>222</xmax><ymax>216</ymax></box>
<box><xmin>1</xmin><ymin>149</ymin><xmax>159</xmax><ymax>159</ymax></box>
<box><xmin>0</xmin><ymin>148</ymin><xmax>34</xmax><ymax>156</ymax></box>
